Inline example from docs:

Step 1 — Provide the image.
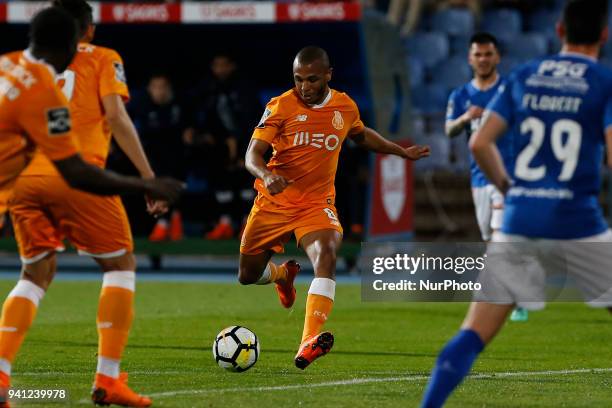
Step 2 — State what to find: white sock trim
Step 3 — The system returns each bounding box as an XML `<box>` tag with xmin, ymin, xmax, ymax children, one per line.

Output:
<box><xmin>102</xmin><ymin>271</ymin><xmax>135</xmax><ymax>292</ymax></box>
<box><xmin>308</xmin><ymin>277</ymin><xmax>336</xmax><ymax>300</ymax></box>
<box><xmin>8</xmin><ymin>280</ymin><xmax>45</xmax><ymax>307</ymax></box>
<box><xmin>96</xmin><ymin>356</ymin><xmax>120</xmax><ymax>379</ymax></box>
<box><xmin>255</xmin><ymin>264</ymin><xmax>271</xmax><ymax>285</ymax></box>
<box><xmin>0</xmin><ymin>358</ymin><xmax>11</xmax><ymax>376</ymax></box>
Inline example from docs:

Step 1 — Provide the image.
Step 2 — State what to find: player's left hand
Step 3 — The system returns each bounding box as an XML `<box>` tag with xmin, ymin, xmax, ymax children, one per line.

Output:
<box><xmin>146</xmin><ymin>196</ymin><xmax>169</xmax><ymax>217</ymax></box>
<box><xmin>402</xmin><ymin>145</ymin><xmax>431</xmax><ymax>160</ymax></box>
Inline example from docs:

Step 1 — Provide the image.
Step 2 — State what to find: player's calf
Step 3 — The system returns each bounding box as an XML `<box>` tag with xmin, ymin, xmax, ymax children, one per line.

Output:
<box><xmin>238</xmin><ymin>252</ymin><xmax>273</xmax><ymax>285</ymax></box>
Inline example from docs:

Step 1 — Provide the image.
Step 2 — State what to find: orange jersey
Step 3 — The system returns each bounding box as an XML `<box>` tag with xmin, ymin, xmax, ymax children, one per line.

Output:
<box><xmin>252</xmin><ymin>88</ymin><xmax>365</xmax><ymax>207</ymax></box>
<box><xmin>0</xmin><ymin>50</ymin><xmax>78</xmax><ymax>194</ymax></box>
<box><xmin>23</xmin><ymin>43</ymin><xmax>129</xmax><ymax>176</ymax></box>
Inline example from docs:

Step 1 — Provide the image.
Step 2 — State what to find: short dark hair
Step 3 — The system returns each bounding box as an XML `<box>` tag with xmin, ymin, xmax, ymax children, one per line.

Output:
<box><xmin>295</xmin><ymin>46</ymin><xmax>330</xmax><ymax>69</ymax></box>
<box><xmin>469</xmin><ymin>32</ymin><xmax>499</xmax><ymax>49</ymax></box>
<box><xmin>29</xmin><ymin>7</ymin><xmax>78</xmax><ymax>52</ymax></box>
<box><xmin>562</xmin><ymin>0</ymin><xmax>608</xmax><ymax>45</ymax></box>
<box><xmin>52</xmin><ymin>0</ymin><xmax>93</xmax><ymax>38</ymax></box>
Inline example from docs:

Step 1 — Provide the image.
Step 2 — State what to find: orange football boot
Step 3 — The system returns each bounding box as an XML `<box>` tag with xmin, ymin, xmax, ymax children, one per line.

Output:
<box><xmin>169</xmin><ymin>211</ymin><xmax>184</xmax><ymax>241</ymax></box>
<box><xmin>205</xmin><ymin>221</ymin><xmax>234</xmax><ymax>240</ymax></box>
<box><xmin>0</xmin><ymin>372</ymin><xmax>10</xmax><ymax>408</ymax></box>
<box><xmin>294</xmin><ymin>331</ymin><xmax>334</xmax><ymax>370</ymax></box>
<box><xmin>92</xmin><ymin>373</ymin><xmax>151</xmax><ymax>407</ymax></box>
<box><xmin>148</xmin><ymin>220</ymin><xmax>168</xmax><ymax>242</ymax></box>
<box><xmin>275</xmin><ymin>260</ymin><xmax>300</xmax><ymax>308</ymax></box>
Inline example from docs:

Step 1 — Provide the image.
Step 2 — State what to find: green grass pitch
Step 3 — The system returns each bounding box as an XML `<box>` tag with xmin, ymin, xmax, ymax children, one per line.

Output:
<box><xmin>3</xmin><ymin>279</ymin><xmax>611</xmax><ymax>407</ymax></box>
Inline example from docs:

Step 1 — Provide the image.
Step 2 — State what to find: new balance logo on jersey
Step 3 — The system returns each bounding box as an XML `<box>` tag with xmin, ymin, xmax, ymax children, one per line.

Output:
<box><xmin>293</xmin><ymin>132</ymin><xmax>340</xmax><ymax>151</ymax></box>
<box><xmin>296</xmin><ymin>114</ymin><xmax>308</xmax><ymax>122</ymax></box>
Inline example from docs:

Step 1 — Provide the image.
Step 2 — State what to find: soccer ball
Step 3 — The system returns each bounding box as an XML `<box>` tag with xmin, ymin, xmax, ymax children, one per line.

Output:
<box><xmin>212</xmin><ymin>326</ymin><xmax>260</xmax><ymax>372</ymax></box>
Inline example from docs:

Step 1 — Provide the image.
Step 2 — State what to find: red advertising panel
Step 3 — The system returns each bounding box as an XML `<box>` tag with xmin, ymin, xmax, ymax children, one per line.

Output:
<box><xmin>101</xmin><ymin>3</ymin><xmax>181</xmax><ymax>23</ymax></box>
<box><xmin>276</xmin><ymin>2</ymin><xmax>361</xmax><ymax>23</ymax></box>
<box><xmin>367</xmin><ymin>140</ymin><xmax>414</xmax><ymax>240</ymax></box>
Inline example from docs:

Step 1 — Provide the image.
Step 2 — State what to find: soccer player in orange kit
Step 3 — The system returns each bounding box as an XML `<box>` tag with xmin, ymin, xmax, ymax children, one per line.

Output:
<box><xmin>0</xmin><ymin>7</ymin><xmax>182</xmax><ymax>408</ymax></box>
<box><xmin>3</xmin><ymin>1</ymin><xmax>175</xmax><ymax>406</ymax></box>
<box><xmin>239</xmin><ymin>46</ymin><xmax>430</xmax><ymax>369</ymax></box>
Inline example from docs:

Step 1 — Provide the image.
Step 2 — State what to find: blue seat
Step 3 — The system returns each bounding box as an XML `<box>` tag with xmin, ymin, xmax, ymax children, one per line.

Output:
<box><xmin>449</xmin><ymin>35</ymin><xmax>471</xmax><ymax>56</ymax></box>
<box><xmin>405</xmin><ymin>31</ymin><xmax>450</xmax><ymax>69</ymax></box>
<box><xmin>528</xmin><ymin>10</ymin><xmax>559</xmax><ymax>35</ymax></box>
<box><xmin>498</xmin><ymin>57</ymin><xmax>521</xmax><ymax>76</ymax></box>
<box><xmin>504</xmin><ymin>33</ymin><xmax>548</xmax><ymax>60</ymax></box>
<box><xmin>430</xmin><ymin>57</ymin><xmax>472</xmax><ymax>90</ymax></box>
<box><xmin>481</xmin><ymin>9</ymin><xmax>522</xmax><ymax>38</ymax></box>
<box><xmin>406</xmin><ymin>57</ymin><xmax>425</xmax><ymax>88</ymax></box>
<box><xmin>548</xmin><ymin>32</ymin><xmax>562</xmax><ymax>54</ymax></box>
<box><xmin>411</xmin><ymin>84</ymin><xmax>449</xmax><ymax>115</ymax></box>
<box><xmin>431</xmin><ymin>8</ymin><xmax>475</xmax><ymax>37</ymax></box>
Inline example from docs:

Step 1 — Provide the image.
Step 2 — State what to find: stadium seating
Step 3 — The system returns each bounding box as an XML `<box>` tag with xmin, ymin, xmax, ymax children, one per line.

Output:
<box><xmin>431</xmin><ymin>8</ymin><xmax>475</xmax><ymax>37</ymax></box>
<box><xmin>405</xmin><ymin>31</ymin><xmax>449</xmax><ymax>68</ymax></box>
<box><xmin>405</xmin><ymin>3</ymin><xmax>601</xmax><ymax>174</ymax></box>
<box><xmin>503</xmin><ymin>33</ymin><xmax>548</xmax><ymax>60</ymax></box>
<box><xmin>407</xmin><ymin>57</ymin><xmax>425</xmax><ymax>88</ymax></box>
<box><xmin>481</xmin><ymin>9</ymin><xmax>523</xmax><ymax>40</ymax></box>
<box><xmin>430</xmin><ymin>57</ymin><xmax>472</xmax><ymax>90</ymax></box>
<box><xmin>411</xmin><ymin>84</ymin><xmax>449</xmax><ymax>115</ymax></box>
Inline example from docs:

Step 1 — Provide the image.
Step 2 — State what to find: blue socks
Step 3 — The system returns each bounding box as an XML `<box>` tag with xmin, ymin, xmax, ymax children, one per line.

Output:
<box><xmin>420</xmin><ymin>329</ymin><xmax>485</xmax><ymax>408</ymax></box>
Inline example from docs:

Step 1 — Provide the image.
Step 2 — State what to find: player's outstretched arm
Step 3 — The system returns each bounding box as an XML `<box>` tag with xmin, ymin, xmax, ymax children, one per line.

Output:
<box><xmin>103</xmin><ymin>93</ymin><xmax>169</xmax><ymax>215</ymax></box>
<box><xmin>349</xmin><ymin>127</ymin><xmax>430</xmax><ymax>160</ymax></box>
<box><xmin>470</xmin><ymin>111</ymin><xmax>511</xmax><ymax>193</ymax></box>
<box><xmin>245</xmin><ymin>138</ymin><xmax>292</xmax><ymax>195</ymax></box>
<box><xmin>52</xmin><ymin>154</ymin><xmax>183</xmax><ymax>203</ymax></box>
<box><xmin>103</xmin><ymin>94</ymin><xmax>155</xmax><ymax>179</ymax></box>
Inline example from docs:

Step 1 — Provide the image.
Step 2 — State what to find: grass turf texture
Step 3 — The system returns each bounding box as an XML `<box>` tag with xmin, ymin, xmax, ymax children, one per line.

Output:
<box><xmin>3</xmin><ymin>280</ymin><xmax>611</xmax><ymax>407</ymax></box>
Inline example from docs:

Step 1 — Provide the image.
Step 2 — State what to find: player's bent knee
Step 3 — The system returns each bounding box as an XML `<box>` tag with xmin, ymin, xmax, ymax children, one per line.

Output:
<box><xmin>22</xmin><ymin>256</ymin><xmax>57</xmax><ymax>291</ymax></box>
<box><xmin>237</xmin><ymin>266</ymin><xmax>260</xmax><ymax>285</ymax></box>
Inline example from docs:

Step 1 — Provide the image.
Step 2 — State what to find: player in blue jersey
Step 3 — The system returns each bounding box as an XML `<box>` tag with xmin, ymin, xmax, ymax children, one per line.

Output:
<box><xmin>421</xmin><ymin>1</ymin><xmax>612</xmax><ymax>406</ymax></box>
<box><xmin>445</xmin><ymin>32</ymin><xmax>527</xmax><ymax>322</ymax></box>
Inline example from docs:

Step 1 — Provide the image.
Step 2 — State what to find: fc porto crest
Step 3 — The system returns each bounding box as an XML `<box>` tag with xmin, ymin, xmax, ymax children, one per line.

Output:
<box><xmin>332</xmin><ymin>110</ymin><xmax>344</xmax><ymax>130</ymax></box>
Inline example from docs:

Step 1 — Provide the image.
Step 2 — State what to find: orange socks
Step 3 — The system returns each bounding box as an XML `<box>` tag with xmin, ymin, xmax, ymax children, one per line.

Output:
<box><xmin>301</xmin><ymin>278</ymin><xmax>336</xmax><ymax>342</ymax></box>
<box><xmin>256</xmin><ymin>262</ymin><xmax>287</xmax><ymax>285</ymax></box>
<box><xmin>0</xmin><ymin>280</ymin><xmax>45</xmax><ymax>375</ymax></box>
<box><xmin>97</xmin><ymin>271</ymin><xmax>135</xmax><ymax>379</ymax></box>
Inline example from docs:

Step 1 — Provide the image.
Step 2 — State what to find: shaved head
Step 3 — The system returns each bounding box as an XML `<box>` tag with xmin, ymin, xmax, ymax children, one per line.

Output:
<box><xmin>293</xmin><ymin>46</ymin><xmax>332</xmax><ymax>106</ymax></box>
<box><xmin>294</xmin><ymin>46</ymin><xmax>330</xmax><ymax>69</ymax></box>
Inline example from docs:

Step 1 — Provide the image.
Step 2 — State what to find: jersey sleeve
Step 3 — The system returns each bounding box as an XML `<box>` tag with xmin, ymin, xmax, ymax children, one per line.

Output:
<box><xmin>445</xmin><ymin>89</ymin><xmax>462</xmax><ymax>121</ymax></box>
<box><xmin>347</xmin><ymin>97</ymin><xmax>365</xmax><ymax>135</ymax></box>
<box><xmin>487</xmin><ymin>78</ymin><xmax>514</xmax><ymax>125</ymax></box>
<box><xmin>251</xmin><ymin>97</ymin><xmax>284</xmax><ymax>143</ymax></box>
<box><xmin>98</xmin><ymin>48</ymin><xmax>130</xmax><ymax>102</ymax></box>
<box><xmin>17</xmin><ymin>80</ymin><xmax>79</xmax><ymax>162</ymax></box>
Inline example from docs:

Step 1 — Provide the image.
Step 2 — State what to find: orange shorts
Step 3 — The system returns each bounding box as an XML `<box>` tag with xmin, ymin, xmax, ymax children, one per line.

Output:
<box><xmin>240</xmin><ymin>194</ymin><xmax>343</xmax><ymax>255</ymax></box>
<box><xmin>9</xmin><ymin>175</ymin><xmax>133</xmax><ymax>263</ymax></box>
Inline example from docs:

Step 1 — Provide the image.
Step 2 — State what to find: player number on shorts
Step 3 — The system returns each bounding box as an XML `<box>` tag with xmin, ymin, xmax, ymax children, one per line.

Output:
<box><xmin>515</xmin><ymin>117</ymin><xmax>581</xmax><ymax>182</ymax></box>
<box><xmin>56</xmin><ymin>70</ymin><xmax>76</xmax><ymax>101</ymax></box>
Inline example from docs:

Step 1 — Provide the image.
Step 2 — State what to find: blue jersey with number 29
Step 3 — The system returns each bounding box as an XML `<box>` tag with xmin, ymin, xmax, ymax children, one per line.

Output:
<box><xmin>488</xmin><ymin>53</ymin><xmax>612</xmax><ymax>239</ymax></box>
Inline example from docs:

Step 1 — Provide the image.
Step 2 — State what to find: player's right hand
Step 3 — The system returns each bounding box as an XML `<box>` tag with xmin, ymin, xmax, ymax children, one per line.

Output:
<box><xmin>263</xmin><ymin>173</ymin><xmax>293</xmax><ymax>195</ymax></box>
<box><xmin>465</xmin><ymin>106</ymin><xmax>484</xmax><ymax>120</ymax></box>
<box><xmin>143</xmin><ymin>178</ymin><xmax>185</xmax><ymax>204</ymax></box>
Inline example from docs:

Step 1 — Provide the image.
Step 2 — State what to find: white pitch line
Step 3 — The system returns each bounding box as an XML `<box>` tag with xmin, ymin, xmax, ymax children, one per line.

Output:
<box><xmin>145</xmin><ymin>367</ymin><xmax>612</xmax><ymax>399</ymax></box>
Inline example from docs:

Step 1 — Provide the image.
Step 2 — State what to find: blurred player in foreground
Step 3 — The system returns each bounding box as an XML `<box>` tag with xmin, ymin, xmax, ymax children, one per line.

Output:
<box><xmin>421</xmin><ymin>0</ymin><xmax>612</xmax><ymax>406</ymax></box>
<box><xmin>239</xmin><ymin>46</ymin><xmax>430</xmax><ymax>369</ymax></box>
<box><xmin>445</xmin><ymin>32</ymin><xmax>527</xmax><ymax>322</ymax></box>
<box><xmin>0</xmin><ymin>6</ymin><xmax>182</xmax><ymax>408</ymax></box>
